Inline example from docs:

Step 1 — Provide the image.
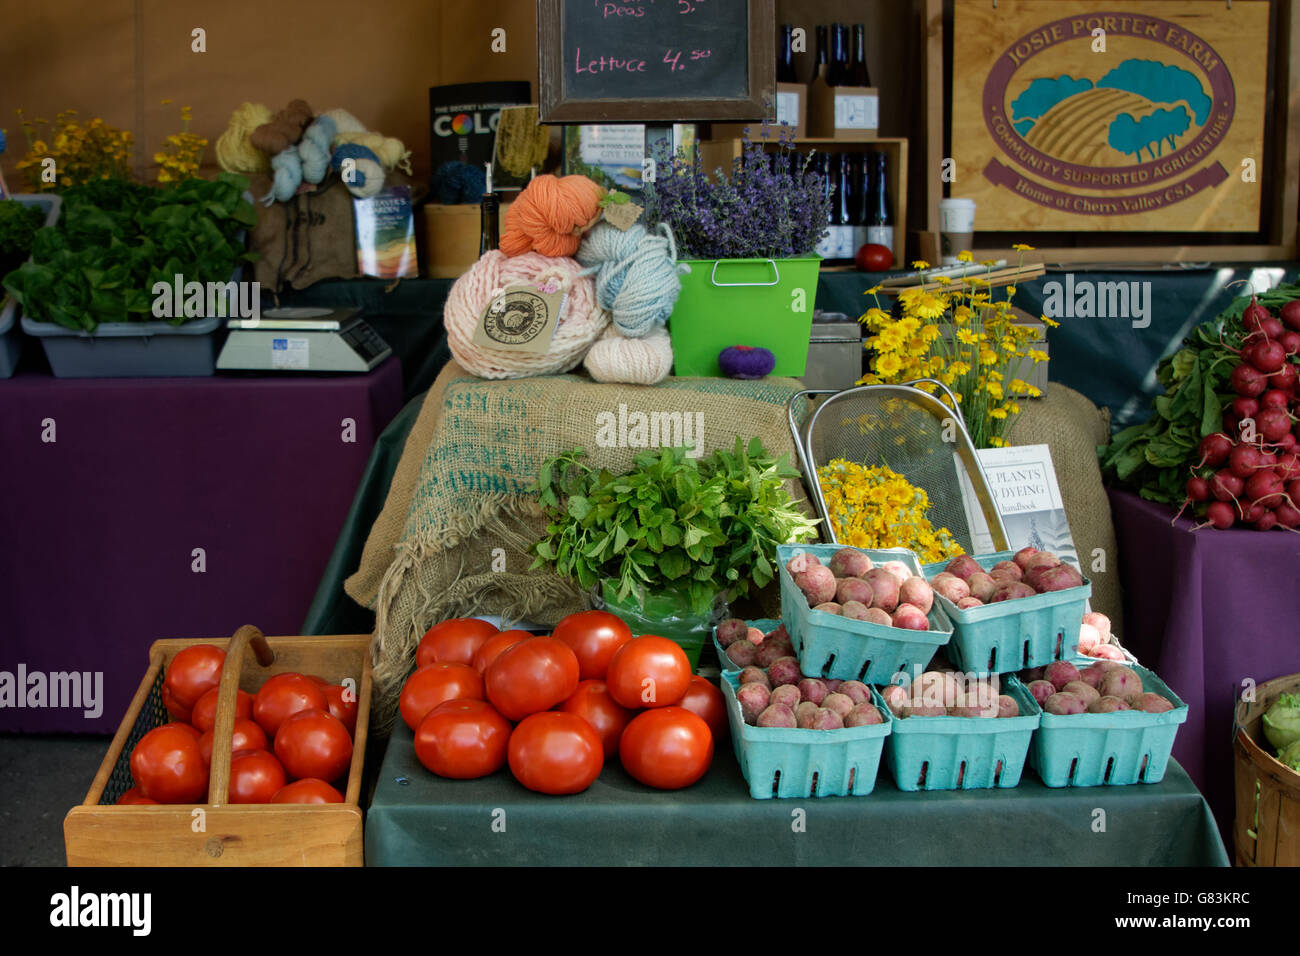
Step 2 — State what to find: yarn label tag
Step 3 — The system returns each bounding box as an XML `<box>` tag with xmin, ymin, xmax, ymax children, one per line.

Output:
<box><xmin>474</xmin><ymin>282</ymin><xmax>564</xmax><ymax>354</ymax></box>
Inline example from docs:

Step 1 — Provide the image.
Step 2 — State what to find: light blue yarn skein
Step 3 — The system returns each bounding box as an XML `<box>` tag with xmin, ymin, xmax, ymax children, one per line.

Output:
<box><xmin>298</xmin><ymin>115</ymin><xmax>337</xmax><ymax>185</ymax></box>
<box><xmin>261</xmin><ymin>146</ymin><xmax>302</xmax><ymax>205</ymax></box>
<box><xmin>576</xmin><ymin>221</ymin><xmax>687</xmax><ymax>339</ymax></box>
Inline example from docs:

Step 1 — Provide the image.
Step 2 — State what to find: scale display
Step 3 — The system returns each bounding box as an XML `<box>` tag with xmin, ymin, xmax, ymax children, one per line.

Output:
<box><xmin>216</xmin><ymin>307</ymin><xmax>392</xmax><ymax>373</ymax></box>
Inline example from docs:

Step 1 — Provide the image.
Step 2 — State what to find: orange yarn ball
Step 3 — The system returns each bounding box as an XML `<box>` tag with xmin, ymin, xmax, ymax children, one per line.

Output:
<box><xmin>500</xmin><ymin>174</ymin><xmax>604</xmax><ymax>258</ymax></box>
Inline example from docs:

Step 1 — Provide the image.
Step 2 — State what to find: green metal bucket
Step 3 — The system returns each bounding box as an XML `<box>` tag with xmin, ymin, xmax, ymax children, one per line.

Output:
<box><xmin>668</xmin><ymin>256</ymin><xmax>821</xmax><ymax>377</ymax></box>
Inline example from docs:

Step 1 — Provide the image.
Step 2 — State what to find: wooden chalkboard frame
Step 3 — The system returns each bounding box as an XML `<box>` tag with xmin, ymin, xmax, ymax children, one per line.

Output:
<box><xmin>537</xmin><ymin>0</ymin><xmax>775</xmax><ymax>123</ymax></box>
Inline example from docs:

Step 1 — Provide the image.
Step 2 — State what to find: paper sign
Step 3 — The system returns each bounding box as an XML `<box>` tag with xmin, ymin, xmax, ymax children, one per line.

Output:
<box><xmin>776</xmin><ymin>91</ymin><xmax>801</xmax><ymax>127</ymax></box>
<box><xmin>473</xmin><ymin>282</ymin><xmax>566</xmax><ymax>354</ymax></box>
<box><xmin>834</xmin><ymin>93</ymin><xmax>879</xmax><ymax>130</ymax></box>
<box><xmin>271</xmin><ymin>337</ymin><xmax>309</xmax><ymax>370</ymax></box>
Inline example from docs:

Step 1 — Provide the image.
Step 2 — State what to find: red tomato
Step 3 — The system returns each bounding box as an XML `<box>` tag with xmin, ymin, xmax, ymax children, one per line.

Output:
<box><xmin>619</xmin><ymin>707</ymin><xmax>714</xmax><ymax>790</ymax></box>
<box><xmin>605</xmin><ymin>636</ymin><xmax>692</xmax><ymax>710</ymax></box>
<box><xmin>855</xmin><ymin>242</ymin><xmax>894</xmax><ymax>272</ymax></box>
<box><xmin>228</xmin><ymin>749</ymin><xmax>287</xmax><ymax>804</ymax></box>
<box><xmin>271</xmin><ymin>778</ymin><xmax>344</xmax><ymax>804</ymax></box>
<box><xmin>485</xmin><ymin>636</ymin><xmax>580</xmax><ymax>721</ymax></box>
<box><xmin>321</xmin><ymin>683</ymin><xmax>359</xmax><ymax>736</ymax></box>
<box><xmin>552</xmin><ymin>611</ymin><xmax>633</xmax><ymax>680</ymax></box>
<box><xmin>399</xmin><ymin>662</ymin><xmax>485</xmax><ymax>731</ymax></box>
<box><xmin>560</xmin><ymin>680</ymin><xmax>634</xmax><ymax>759</ymax></box>
<box><xmin>164</xmin><ymin>644</ymin><xmax>226</xmax><ymax>711</ymax></box>
<box><xmin>161</xmin><ymin>684</ymin><xmax>192</xmax><ymax>723</ymax></box>
<box><xmin>676</xmin><ymin>675</ymin><xmax>727</xmax><ymax>743</ymax></box>
<box><xmin>274</xmin><ymin>708</ymin><xmax>354</xmax><ymax>782</ymax></box>
<box><xmin>304</xmin><ymin>674</ymin><xmax>331</xmax><ymax>686</ymax></box>
<box><xmin>253</xmin><ymin>673</ymin><xmax>328</xmax><ymax>738</ymax></box>
<box><xmin>130</xmin><ymin>724</ymin><xmax>209</xmax><ymax>803</ymax></box>
<box><xmin>116</xmin><ymin>787</ymin><xmax>158</xmax><ymax>806</ymax></box>
<box><xmin>471</xmin><ymin>630</ymin><xmax>532</xmax><ymax>675</ymax></box>
<box><xmin>190</xmin><ymin>687</ymin><xmax>254</xmax><ymax>734</ymax></box>
<box><xmin>165</xmin><ymin>721</ymin><xmax>201</xmax><ymax>740</ymax></box>
<box><xmin>414</xmin><ymin>699</ymin><xmax>512</xmax><ymax>779</ymax></box>
<box><xmin>507</xmin><ymin>712</ymin><xmax>604</xmax><ymax>795</ymax></box>
<box><xmin>416</xmin><ymin>618</ymin><xmax>500</xmax><ymax>668</ymax></box>
<box><xmin>198</xmin><ymin>717</ymin><xmax>268</xmax><ymax>766</ymax></box>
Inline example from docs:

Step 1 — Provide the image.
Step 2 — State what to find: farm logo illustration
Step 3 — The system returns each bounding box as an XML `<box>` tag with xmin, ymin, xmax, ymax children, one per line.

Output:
<box><xmin>982</xmin><ymin>12</ymin><xmax>1234</xmax><ymax>214</ymax></box>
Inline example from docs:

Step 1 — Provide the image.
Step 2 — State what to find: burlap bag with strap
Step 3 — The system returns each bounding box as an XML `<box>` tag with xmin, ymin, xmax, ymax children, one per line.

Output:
<box><xmin>346</xmin><ymin>361</ymin><xmax>810</xmax><ymax>729</ymax></box>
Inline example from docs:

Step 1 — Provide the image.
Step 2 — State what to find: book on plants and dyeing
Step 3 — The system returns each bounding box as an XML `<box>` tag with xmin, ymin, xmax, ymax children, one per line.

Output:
<box><xmin>354</xmin><ymin>186</ymin><xmax>417</xmax><ymax>280</ymax></box>
<box><xmin>957</xmin><ymin>444</ymin><xmax>1081</xmax><ymax>570</ymax></box>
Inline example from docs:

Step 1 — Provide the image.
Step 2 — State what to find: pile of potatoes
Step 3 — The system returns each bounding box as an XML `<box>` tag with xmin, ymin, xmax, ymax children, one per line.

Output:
<box><xmin>1019</xmin><ymin>660</ymin><xmax>1176</xmax><ymax>715</ymax></box>
<box><xmin>735</xmin><ymin>656</ymin><xmax>886</xmax><ymax>731</ymax></box>
<box><xmin>878</xmin><ymin>667</ymin><xmax>1021</xmax><ymax>720</ymax></box>
<box><xmin>1072</xmin><ymin>612</ymin><xmax>1128</xmax><ymax>662</ymax></box>
<box><xmin>928</xmin><ymin>547</ymin><xmax>1084</xmax><ymax>610</ymax></box>
<box><xmin>716</xmin><ymin>618</ymin><xmax>799</xmax><ymax>669</ymax></box>
<box><xmin>786</xmin><ymin>548</ymin><xmax>933</xmax><ymax>631</ymax></box>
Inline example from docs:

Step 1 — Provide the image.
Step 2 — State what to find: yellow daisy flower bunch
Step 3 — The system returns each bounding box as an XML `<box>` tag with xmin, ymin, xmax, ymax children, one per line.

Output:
<box><xmin>816</xmin><ymin>460</ymin><xmax>964</xmax><ymax>563</ymax></box>
<box><xmin>14</xmin><ymin>109</ymin><xmax>133</xmax><ymax>190</ymax></box>
<box><xmin>856</xmin><ymin>244</ymin><xmax>1050</xmax><ymax>449</ymax></box>
<box><xmin>154</xmin><ymin>102</ymin><xmax>207</xmax><ymax>184</ymax></box>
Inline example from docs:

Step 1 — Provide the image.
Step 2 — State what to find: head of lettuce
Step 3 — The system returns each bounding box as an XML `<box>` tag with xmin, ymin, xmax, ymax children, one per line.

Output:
<box><xmin>1264</xmin><ymin>693</ymin><xmax>1300</xmax><ymax>752</ymax></box>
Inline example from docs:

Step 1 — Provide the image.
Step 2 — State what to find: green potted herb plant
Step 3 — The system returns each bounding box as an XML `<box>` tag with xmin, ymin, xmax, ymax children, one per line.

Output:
<box><xmin>531</xmin><ymin>437</ymin><xmax>819</xmax><ymax>666</ymax></box>
<box><xmin>0</xmin><ymin>192</ymin><xmax>61</xmax><ymax>378</ymax></box>
<box><xmin>644</xmin><ymin>122</ymin><xmax>829</xmax><ymax>378</ymax></box>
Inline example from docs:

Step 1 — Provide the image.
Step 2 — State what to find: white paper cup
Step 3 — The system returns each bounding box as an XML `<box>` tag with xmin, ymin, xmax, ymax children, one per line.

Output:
<box><xmin>939</xmin><ymin>198</ymin><xmax>976</xmax><ymax>265</ymax></box>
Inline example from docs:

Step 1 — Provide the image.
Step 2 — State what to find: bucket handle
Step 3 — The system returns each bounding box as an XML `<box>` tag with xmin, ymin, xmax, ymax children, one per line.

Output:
<box><xmin>710</xmin><ymin>259</ymin><xmax>780</xmax><ymax>287</ymax></box>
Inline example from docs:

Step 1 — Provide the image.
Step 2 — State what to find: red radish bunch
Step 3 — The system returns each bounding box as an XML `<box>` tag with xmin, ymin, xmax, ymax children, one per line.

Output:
<box><xmin>1178</xmin><ymin>293</ymin><xmax>1300</xmax><ymax>531</ymax></box>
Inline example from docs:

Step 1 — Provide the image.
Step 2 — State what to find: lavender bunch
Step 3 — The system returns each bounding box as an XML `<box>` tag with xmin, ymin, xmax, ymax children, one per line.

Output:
<box><xmin>644</xmin><ymin>122</ymin><xmax>829</xmax><ymax>260</ymax></box>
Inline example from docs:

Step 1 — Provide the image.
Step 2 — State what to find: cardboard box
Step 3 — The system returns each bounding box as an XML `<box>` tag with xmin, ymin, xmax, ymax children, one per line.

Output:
<box><xmin>807</xmin><ymin>81</ymin><xmax>879</xmax><ymax>140</ymax></box>
<box><xmin>421</xmin><ymin>202</ymin><xmax>512</xmax><ymax>279</ymax></box>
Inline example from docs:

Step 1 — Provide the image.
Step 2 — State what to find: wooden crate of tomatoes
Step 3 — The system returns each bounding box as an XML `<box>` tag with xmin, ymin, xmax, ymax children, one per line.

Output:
<box><xmin>64</xmin><ymin>625</ymin><xmax>370</xmax><ymax>867</ymax></box>
<box><xmin>402</xmin><ymin>612</ymin><xmax>724</xmax><ymax>794</ymax></box>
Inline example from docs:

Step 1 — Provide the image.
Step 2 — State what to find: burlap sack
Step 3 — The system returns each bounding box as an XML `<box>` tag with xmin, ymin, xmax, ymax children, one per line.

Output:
<box><xmin>346</xmin><ymin>362</ymin><xmax>810</xmax><ymax>728</ymax></box>
<box><xmin>1005</xmin><ymin>383</ymin><xmax>1123</xmax><ymax>628</ymax></box>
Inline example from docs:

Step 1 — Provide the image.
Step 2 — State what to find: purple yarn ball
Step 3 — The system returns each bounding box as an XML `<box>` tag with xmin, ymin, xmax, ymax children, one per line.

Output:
<box><xmin>718</xmin><ymin>345</ymin><xmax>776</xmax><ymax>379</ymax></box>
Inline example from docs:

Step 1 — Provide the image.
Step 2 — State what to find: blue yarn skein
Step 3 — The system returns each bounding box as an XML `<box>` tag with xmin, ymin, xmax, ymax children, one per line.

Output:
<box><xmin>298</xmin><ymin>115</ymin><xmax>337</xmax><ymax>185</ymax></box>
<box><xmin>433</xmin><ymin>160</ymin><xmax>486</xmax><ymax>204</ymax></box>
<box><xmin>330</xmin><ymin>143</ymin><xmax>384</xmax><ymax>198</ymax></box>
<box><xmin>576</xmin><ymin>221</ymin><xmax>685</xmax><ymax>339</ymax></box>
<box><xmin>262</xmin><ymin>146</ymin><xmax>302</xmax><ymax>206</ymax></box>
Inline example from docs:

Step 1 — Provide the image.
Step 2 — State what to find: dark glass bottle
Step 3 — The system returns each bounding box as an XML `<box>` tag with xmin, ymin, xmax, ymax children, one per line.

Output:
<box><xmin>777</xmin><ymin>24</ymin><xmax>798</xmax><ymax>83</ymax></box>
<box><xmin>479</xmin><ymin>190</ymin><xmax>500</xmax><ymax>256</ymax></box>
<box><xmin>836</xmin><ymin>152</ymin><xmax>858</xmax><ymax>226</ymax></box>
<box><xmin>809</xmin><ymin>25</ymin><xmax>829</xmax><ymax>85</ymax></box>
<box><xmin>849</xmin><ymin>24</ymin><xmax>871</xmax><ymax>87</ymax></box>
<box><xmin>865</xmin><ymin>151</ymin><xmax>893</xmax><ymax>250</ymax></box>
<box><xmin>827</xmin><ymin>23</ymin><xmax>849</xmax><ymax>87</ymax></box>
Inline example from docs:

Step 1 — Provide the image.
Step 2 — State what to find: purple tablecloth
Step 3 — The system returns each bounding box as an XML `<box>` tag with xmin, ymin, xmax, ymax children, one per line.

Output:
<box><xmin>0</xmin><ymin>360</ymin><xmax>402</xmax><ymax>733</ymax></box>
<box><xmin>1108</xmin><ymin>487</ymin><xmax>1300</xmax><ymax>839</ymax></box>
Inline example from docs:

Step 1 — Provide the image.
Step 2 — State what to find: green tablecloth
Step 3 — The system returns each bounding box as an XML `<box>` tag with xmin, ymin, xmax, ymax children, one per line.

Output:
<box><xmin>365</xmin><ymin>721</ymin><xmax>1228</xmax><ymax>867</ymax></box>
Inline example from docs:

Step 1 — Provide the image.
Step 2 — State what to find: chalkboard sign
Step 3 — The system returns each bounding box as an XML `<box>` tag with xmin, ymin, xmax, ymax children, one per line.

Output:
<box><xmin>538</xmin><ymin>0</ymin><xmax>774</xmax><ymax>123</ymax></box>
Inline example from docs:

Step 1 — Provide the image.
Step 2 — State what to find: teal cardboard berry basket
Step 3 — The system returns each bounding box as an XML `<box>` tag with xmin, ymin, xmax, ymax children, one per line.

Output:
<box><xmin>1029</xmin><ymin>664</ymin><xmax>1188</xmax><ymax>787</ymax></box>
<box><xmin>921</xmin><ymin>552</ymin><xmax>1091</xmax><ymax>674</ymax></box>
<box><xmin>713</xmin><ymin>618</ymin><xmax>781</xmax><ymax>673</ymax></box>
<box><xmin>722</xmin><ymin>671</ymin><xmax>893</xmax><ymax>799</ymax></box>
<box><xmin>884</xmin><ymin>675</ymin><xmax>1040</xmax><ymax>792</ymax></box>
<box><xmin>778</xmin><ymin>544</ymin><xmax>952</xmax><ymax>684</ymax></box>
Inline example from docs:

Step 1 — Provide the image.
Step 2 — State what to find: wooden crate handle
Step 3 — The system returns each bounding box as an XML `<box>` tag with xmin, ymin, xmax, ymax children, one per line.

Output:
<box><xmin>207</xmin><ymin>625</ymin><xmax>275</xmax><ymax>806</ymax></box>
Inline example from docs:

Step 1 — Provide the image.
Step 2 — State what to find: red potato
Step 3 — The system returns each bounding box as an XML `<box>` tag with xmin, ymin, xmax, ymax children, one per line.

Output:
<box><xmin>1062</xmin><ymin>680</ymin><xmax>1100</xmax><ymax>706</ymax></box>
<box><xmin>1035</xmin><ymin>564</ymin><xmax>1083</xmax><ymax>593</ymax></box>
<box><xmin>1077</xmin><ymin>623</ymin><xmax>1103</xmax><ymax>654</ymax></box>
<box><xmin>726</xmin><ymin>641</ymin><xmax>758</xmax><ymax>667</ymax></box>
<box><xmin>756</xmin><ymin>704</ymin><xmax>797</xmax><ymax>728</ymax></box>
<box><xmin>1044</xmin><ymin>692</ymin><xmax>1087</xmax><ymax>715</ymax></box>
<box><xmin>755</xmin><ymin>640</ymin><xmax>792</xmax><ymax>668</ymax></box>
<box><xmin>770</xmin><ymin>684</ymin><xmax>802</xmax><ymax>710</ymax></box>
<box><xmin>898</xmin><ymin>577</ymin><xmax>935</xmax><ymax>615</ymax></box>
<box><xmin>881</xmin><ymin>560</ymin><xmax>913</xmax><ymax>583</ymax></box>
<box><xmin>863</xmin><ymin>569</ymin><xmax>901</xmax><ymax>612</ymax></box>
<box><xmin>840</xmin><ymin>600</ymin><xmax>871</xmax><ymax>620</ymax></box>
<box><xmin>797</xmin><ymin>678</ymin><xmax>829</xmax><ymax>706</ymax></box>
<box><xmin>837</xmin><ymin>680</ymin><xmax>871</xmax><ymax>705</ymax></box>
<box><xmin>737</xmin><ymin>683</ymin><xmax>771</xmax><ymax>724</ymax></box>
<box><xmin>879</xmin><ymin>684</ymin><xmax>909</xmax><ymax>716</ymax></box>
<box><xmin>891</xmin><ymin>603</ymin><xmax>930</xmax><ymax>631</ymax></box>
<box><xmin>813</xmin><ymin>602</ymin><xmax>843</xmax><ymax>615</ymax></box>
<box><xmin>715</xmin><ymin>619</ymin><xmax>748</xmax><ymax>648</ymax></box>
<box><xmin>992</xmin><ymin>583</ymin><xmax>1036</xmax><ymax>602</ymax></box>
<box><xmin>945</xmin><ymin>555</ymin><xmax>983</xmax><ymax>581</ymax></box>
<box><xmin>1044</xmin><ymin>661</ymin><xmax>1081</xmax><ymax>691</ymax></box>
<box><xmin>811</xmin><ymin>708</ymin><xmax>845</xmax><ymax>730</ymax></box>
<box><xmin>828</xmin><ymin>547</ymin><xmax>873</xmax><ymax>578</ymax></box>
<box><xmin>821</xmin><ymin>693</ymin><xmax>855</xmax><ymax>718</ymax></box>
<box><xmin>957</xmin><ymin>596</ymin><xmax>985</xmax><ymax>610</ymax></box>
<box><xmin>1077</xmin><ymin>663</ymin><xmax>1108</xmax><ymax>689</ymax></box>
<box><xmin>824</xmin><ymin>679</ymin><xmax>844</xmax><ymax>693</ymax></box>
<box><xmin>1137</xmin><ymin>692</ymin><xmax>1175</xmax><ymax>714</ymax></box>
<box><xmin>745</xmin><ymin>627</ymin><xmax>766</xmax><ymax>645</ymax></box>
<box><xmin>767</xmin><ymin>657</ymin><xmax>803</xmax><ymax>687</ymax></box>
<box><xmin>930</xmin><ymin>573</ymin><xmax>970</xmax><ymax>604</ymax></box>
<box><xmin>739</xmin><ymin>666</ymin><xmax>770</xmax><ymax>687</ymax></box>
<box><xmin>1022</xmin><ymin>552</ymin><xmax>1061</xmax><ymax>575</ymax></box>
<box><xmin>795</xmin><ymin>565</ymin><xmax>837</xmax><ymax>605</ymax></box>
<box><xmin>844</xmin><ymin>703</ymin><xmax>884</xmax><ymax>727</ymax></box>
<box><xmin>784</xmin><ymin>552</ymin><xmax>821</xmax><ymax>576</ymax></box>
<box><xmin>1089</xmin><ymin>644</ymin><xmax>1127</xmax><ymax>662</ymax></box>
<box><xmin>965</xmin><ymin>571</ymin><xmax>996</xmax><ymax>603</ymax></box>
<box><xmin>1088</xmin><ymin>696</ymin><xmax>1131</xmax><ymax>714</ymax></box>
<box><xmin>1098</xmin><ymin>668</ymin><xmax>1143</xmax><ymax>700</ymax></box>
<box><xmin>862</xmin><ymin>607</ymin><xmax>893</xmax><ymax>626</ymax></box>
<box><xmin>836</xmin><ymin>577</ymin><xmax>874</xmax><ymax>606</ymax></box>
<box><xmin>990</xmin><ymin>560</ymin><xmax>1022</xmax><ymax>580</ymax></box>
<box><xmin>915</xmin><ymin>671</ymin><xmax>960</xmax><ymax>709</ymax></box>
<box><xmin>1013</xmin><ymin>546</ymin><xmax>1040</xmax><ymax>570</ymax></box>
<box><xmin>795</xmin><ymin>701</ymin><xmax>820</xmax><ymax>728</ymax></box>
<box><xmin>1027</xmin><ymin>680</ymin><xmax>1057</xmax><ymax>706</ymax></box>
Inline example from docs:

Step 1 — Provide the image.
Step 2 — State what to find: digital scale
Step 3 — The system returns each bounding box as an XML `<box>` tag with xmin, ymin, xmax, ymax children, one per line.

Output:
<box><xmin>216</xmin><ymin>307</ymin><xmax>392</xmax><ymax>373</ymax></box>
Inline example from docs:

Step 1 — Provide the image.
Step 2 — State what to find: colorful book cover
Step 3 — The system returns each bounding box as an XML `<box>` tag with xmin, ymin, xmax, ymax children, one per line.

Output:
<box><xmin>354</xmin><ymin>186</ymin><xmax>416</xmax><ymax>279</ymax></box>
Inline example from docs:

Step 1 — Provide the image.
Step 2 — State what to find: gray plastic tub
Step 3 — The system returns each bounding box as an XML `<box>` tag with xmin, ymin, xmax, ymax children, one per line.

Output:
<box><xmin>0</xmin><ymin>194</ymin><xmax>62</xmax><ymax>378</ymax></box>
<box><xmin>21</xmin><ymin>314</ymin><xmax>223</xmax><ymax>378</ymax></box>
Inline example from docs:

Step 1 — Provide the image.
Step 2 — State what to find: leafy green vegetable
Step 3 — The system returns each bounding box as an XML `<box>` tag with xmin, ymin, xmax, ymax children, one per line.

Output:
<box><xmin>531</xmin><ymin>436</ymin><xmax>820</xmax><ymax>614</ymax></box>
<box><xmin>1279</xmin><ymin>739</ymin><xmax>1300</xmax><ymax>773</ymax></box>
<box><xmin>0</xmin><ymin>201</ymin><xmax>45</xmax><ymax>259</ymax></box>
<box><xmin>1099</xmin><ymin>283</ymin><xmax>1300</xmax><ymax>504</ymax></box>
<box><xmin>1264</xmin><ymin>692</ymin><xmax>1300</xmax><ymax>751</ymax></box>
<box><xmin>2</xmin><ymin>173</ymin><xmax>257</xmax><ymax>331</ymax></box>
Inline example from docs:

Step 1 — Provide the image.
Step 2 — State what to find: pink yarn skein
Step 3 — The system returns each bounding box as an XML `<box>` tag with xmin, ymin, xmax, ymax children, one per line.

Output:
<box><xmin>444</xmin><ymin>250</ymin><xmax>609</xmax><ymax>379</ymax></box>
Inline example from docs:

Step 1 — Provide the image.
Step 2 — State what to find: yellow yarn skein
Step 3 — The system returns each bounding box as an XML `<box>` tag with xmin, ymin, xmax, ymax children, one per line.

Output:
<box><xmin>216</xmin><ymin>102</ymin><xmax>273</xmax><ymax>175</ymax></box>
<box><xmin>332</xmin><ymin>131</ymin><xmax>412</xmax><ymax>175</ymax></box>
